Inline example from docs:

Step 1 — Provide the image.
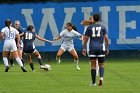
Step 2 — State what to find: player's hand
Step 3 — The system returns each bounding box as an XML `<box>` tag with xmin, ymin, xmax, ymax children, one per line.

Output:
<box><xmin>17</xmin><ymin>43</ymin><xmax>20</xmax><ymax>49</ymax></box>
<box><xmin>53</xmin><ymin>38</ymin><xmax>57</xmax><ymax>41</ymax></box>
<box><xmin>82</xmin><ymin>49</ymin><xmax>87</xmax><ymax>56</ymax></box>
<box><xmin>48</xmin><ymin>40</ymin><xmax>53</xmax><ymax>43</ymax></box>
<box><xmin>105</xmin><ymin>49</ymin><xmax>109</xmax><ymax>55</ymax></box>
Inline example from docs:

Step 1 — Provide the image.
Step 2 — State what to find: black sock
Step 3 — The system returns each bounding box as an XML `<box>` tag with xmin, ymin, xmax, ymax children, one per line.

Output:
<box><xmin>21</xmin><ymin>59</ymin><xmax>24</xmax><ymax>66</ymax></box>
<box><xmin>99</xmin><ymin>67</ymin><xmax>104</xmax><ymax>78</ymax></box>
<box><xmin>29</xmin><ymin>63</ymin><xmax>34</xmax><ymax>70</ymax></box>
<box><xmin>10</xmin><ymin>59</ymin><xmax>14</xmax><ymax>65</ymax></box>
<box><xmin>91</xmin><ymin>69</ymin><xmax>96</xmax><ymax>84</ymax></box>
<box><xmin>38</xmin><ymin>58</ymin><xmax>43</xmax><ymax>65</ymax></box>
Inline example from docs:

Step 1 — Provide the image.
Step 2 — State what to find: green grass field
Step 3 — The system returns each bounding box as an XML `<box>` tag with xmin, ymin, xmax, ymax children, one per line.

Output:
<box><xmin>0</xmin><ymin>58</ymin><xmax>140</xmax><ymax>93</ymax></box>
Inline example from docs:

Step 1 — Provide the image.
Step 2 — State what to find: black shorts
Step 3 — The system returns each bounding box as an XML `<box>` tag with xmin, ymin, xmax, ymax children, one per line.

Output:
<box><xmin>88</xmin><ymin>50</ymin><xmax>105</xmax><ymax>63</ymax></box>
<box><xmin>23</xmin><ymin>48</ymin><xmax>35</xmax><ymax>53</ymax></box>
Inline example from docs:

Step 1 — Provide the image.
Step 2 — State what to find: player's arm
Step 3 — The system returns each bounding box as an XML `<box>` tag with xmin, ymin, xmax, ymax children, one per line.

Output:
<box><xmin>104</xmin><ymin>34</ymin><xmax>109</xmax><ymax>55</ymax></box>
<box><xmin>16</xmin><ymin>34</ymin><xmax>21</xmax><ymax>48</ymax></box>
<box><xmin>82</xmin><ymin>35</ymin><xmax>88</xmax><ymax>56</ymax></box>
<box><xmin>53</xmin><ymin>36</ymin><xmax>61</xmax><ymax>41</ymax></box>
<box><xmin>35</xmin><ymin>35</ymin><xmax>52</xmax><ymax>43</ymax></box>
<box><xmin>0</xmin><ymin>32</ymin><xmax>4</xmax><ymax>41</ymax></box>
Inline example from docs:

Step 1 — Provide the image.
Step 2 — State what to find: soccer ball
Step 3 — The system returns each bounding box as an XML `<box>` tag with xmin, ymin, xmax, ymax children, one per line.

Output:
<box><xmin>45</xmin><ymin>64</ymin><xmax>51</xmax><ymax>71</ymax></box>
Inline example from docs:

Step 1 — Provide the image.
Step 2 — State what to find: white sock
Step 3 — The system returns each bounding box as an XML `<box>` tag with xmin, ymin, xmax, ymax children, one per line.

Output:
<box><xmin>3</xmin><ymin>57</ymin><xmax>9</xmax><ymax>66</ymax></box>
<box><xmin>96</xmin><ymin>60</ymin><xmax>99</xmax><ymax>74</ymax></box>
<box><xmin>74</xmin><ymin>60</ymin><xmax>79</xmax><ymax>65</ymax></box>
<box><xmin>56</xmin><ymin>58</ymin><xmax>61</xmax><ymax>63</ymax></box>
<box><xmin>15</xmin><ymin>57</ymin><xmax>23</xmax><ymax>67</ymax></box>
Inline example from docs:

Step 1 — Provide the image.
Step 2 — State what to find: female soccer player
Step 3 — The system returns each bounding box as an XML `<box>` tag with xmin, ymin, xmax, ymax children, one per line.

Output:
<box><xmin>81</xmin><ymin>16</ymin><xmax>99</xmax><ymax>75</ymax></box>
<box><xmin>10</xmin><ymin>20</ymin><xmax>25</xmax><ymax>66</ymax></box>
<box><xmin>0</xmin><ymin>19</ymin><xmax>27</xmax><ymax>72</ymax></box>
<box><xmin>23</xmin><ymin>25</ymin><xmax>52</xmax><ymax>72</ymax></box>
<box><xmin>82</xmin><ymin>14</ymin><xmax>109</xmax><ymax>86</ymax></box>
<box><xmin>53</xmin><ymin>22</ymin><xmax>82</xmax><ymax>70</ymax></box>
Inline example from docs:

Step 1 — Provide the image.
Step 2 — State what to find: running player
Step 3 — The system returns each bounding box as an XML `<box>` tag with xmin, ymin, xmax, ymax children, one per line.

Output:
<box><xmin>82</xmin><ymin>13</ymin><xmax>109</xmax><ymax>86</ymax></box>
<box><xmin>81</xmin><ymin>16</ymin><xmax>99</xmax><ymax>75</ymax></box>
<box><xmin>23</xmin><ymin>25</ymin><xmax>52</xmax><ymax>72</ymax></box>
<box><xmin>53</xmin><ymin>22</ymin><xmax>82</xmax><ymax>70</ymax></box>
<box><xmin>10</xmin><ymin>20</ymin><xmax>25</xmax><ymax>66</ymax></box>
<box><xmin>0</xmin><ymin>19</ymin><xmax>27</xmax><ymax>72</ymax></box>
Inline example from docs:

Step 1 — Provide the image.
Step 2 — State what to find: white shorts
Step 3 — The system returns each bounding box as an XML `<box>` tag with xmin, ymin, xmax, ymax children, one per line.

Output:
<box><xmin>60</xmin><ymin>43</ymin><xmax>74</xmax><ymax>52</ymax></box>
<box><xmin>3</xmin><ymin>40</ymin><xmax>17</xmax><ymax>52</ymax></box>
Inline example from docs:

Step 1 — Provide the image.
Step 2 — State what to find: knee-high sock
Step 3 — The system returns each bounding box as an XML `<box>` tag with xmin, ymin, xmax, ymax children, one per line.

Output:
<box><xmin>38</xmin><ymin>58</ymin><xmax>43</xmax><ymax>65</ymax></box>
<box><xmin>99</xmin><ymin>67</ymin><xmax>104</xmax><ymax>78</ymax></box>
<box><xmin>3</xmin><ymin>57</ymin><xmax>9</xmax><ymax>66</ymax></box>
<box><xmin>74</xmin><ymin>60</ymin><xmax>79</xmax><ymax>65</ymax></box>
<box><xmin>91</xmin><ymin>69</ymin><xmax>96</xmax><ymax>84</ymax></box>
<box><xmin>29</xmin><ymin>63</ymin><xmax>34</xmax><ymax>70</ymax></box>
<box><xmin>15</xmin><ymin>57</ymin><xmax>23</xmax><ymax>67</ymax></box>
<box><xmin>10</xmin><ymin>59</ymin><xmax>14</xmax><ymax>65</ymax></box>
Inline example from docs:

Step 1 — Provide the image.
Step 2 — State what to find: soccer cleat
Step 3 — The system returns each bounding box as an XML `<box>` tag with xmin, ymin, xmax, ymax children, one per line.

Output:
<box><xmin>5</xmin><ymin>66</ymin><xmax>10</xmax><ymax>72</ymax></box>
<box><xmin>98</xmin><ymin>79</ymin><xmax>103</xmax><ymax>86</ymax></box>
<box><xmin>21</xmin><ymin>66</ymin><xmax>27</xmax><ymax>72</ymax></box>
<box><xmin>89</xmin><ymin>83</ymin><xmax>96</xmax><ymax>87</ymax></box>
<box><xmin>75</xmin><ymin>65</ymin><xmax>80</xmax><ymax>70</ymax></box>
<box><xmin>32</xmin><ymin>70</ymin><xmax>35</xmax><ymax>72</ymax></box>
<box><xmin>40</xmin><ymin>65</ymin><xmax>48</xmax><ymax>71</ymax></box>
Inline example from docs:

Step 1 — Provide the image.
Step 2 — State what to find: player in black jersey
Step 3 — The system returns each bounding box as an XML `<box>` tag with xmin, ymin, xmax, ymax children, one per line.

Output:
<box><xmin>23</xmin><ymin>25</ymin><xmax>52</xmax><ymax>72</ymax></box>
<box><xmin>82</xmin><ymin>13</ymin><xmax>109</xmax><ymax>86</ymax></box>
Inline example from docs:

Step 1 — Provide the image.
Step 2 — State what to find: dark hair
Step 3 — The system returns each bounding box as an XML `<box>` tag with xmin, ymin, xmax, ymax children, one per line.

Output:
<box><xmin>66</xmin><ymin>22</ymin><xmax>77</xmax><ymax>31</ymax></box>
<box><xmin>93</xmin><ymin>13</ymin><xmax>100</xmax><ymax>22</ymax></box>
<box><xmin>27</xmin><ymin>25</ymin><xmax>34</xmax><ymax>31</ymax></box>
<box><xmin>5</xmin><ymin>19</ymin><xmax>12</xmax><ymax>31</ymax></box>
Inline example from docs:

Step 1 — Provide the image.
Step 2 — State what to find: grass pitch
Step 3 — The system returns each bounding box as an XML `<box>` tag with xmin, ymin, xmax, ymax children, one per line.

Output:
<box><xmin>0</xmin><ymin>58</ymin><xmax>140</xmax><ymax>93</ymax></box>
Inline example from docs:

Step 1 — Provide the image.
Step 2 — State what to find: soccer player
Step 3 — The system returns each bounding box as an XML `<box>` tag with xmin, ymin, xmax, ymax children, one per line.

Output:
<box><xmin>53</xmin><ymin>22</ymin><xmax>82</xmax><ymax>70</ymax></box>
<box><xmin>82</xmin><ymin>13</ymin><xmax>109</xmax><ymax>86</ymax></box>
<box><xmin>81</xmin><ymin>16</ymin><xmax>99</xmax><ymax>75</ymax></box>
<box><xmin>0</xmin><ymin>19</ymin><xmax>27</xmax><ymax>72</ymax></box>
<box><xmin>23</xmin><ymin>25</ymin><xmax>52</xmax><ymax>72</ymax></box>
<box><xmin>10</xmin><ymin>20</ymin><xmax>25</xmax><ymax>66</ymax></box>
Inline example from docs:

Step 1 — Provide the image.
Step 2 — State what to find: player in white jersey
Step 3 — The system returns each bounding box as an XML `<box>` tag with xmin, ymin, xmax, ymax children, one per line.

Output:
<box><xmin>0</xmin><ymin>19</ymin><xmax>27</xmax><ymax>72</ymax></box>
<box><xmin>53</xmin><ymin>23</ymin><xmax>82</xmax><ymax>70</ymax></box>
<box><xmin>10</xmin><ymin>20</ymin><xmax>25</xmax><ymax>66</ymax></box>
<box><xmin>81</xmin><ymin>16</ymin><xmax>99</xmax><ymax>75</ymax></box>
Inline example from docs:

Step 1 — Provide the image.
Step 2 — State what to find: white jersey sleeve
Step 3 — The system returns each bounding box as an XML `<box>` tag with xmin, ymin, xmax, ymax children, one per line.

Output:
<box><xmin>60</xmin><ymin>30</ymin><xmax>66</xmax><ymax>37</ymax></box>
<box><xmin>72</xmin><ymin>30</ymin><xmax>81</xmax><ymax>37</ymax></box>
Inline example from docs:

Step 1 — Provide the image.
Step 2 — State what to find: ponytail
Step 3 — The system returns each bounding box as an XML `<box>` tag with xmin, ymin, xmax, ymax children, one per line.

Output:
<box><xmin>5</xmin><ymin>19</ymin><xmax>12</xmax><ymax>31</ymax></box>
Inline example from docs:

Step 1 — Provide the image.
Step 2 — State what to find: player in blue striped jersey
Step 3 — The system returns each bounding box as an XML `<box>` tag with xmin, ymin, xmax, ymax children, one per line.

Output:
<box><xmin>82</xmin><ymin>14</ymin><xmax>109</xmax><ymax>86</ymax></box>
<box><xmin>23</xmin><ymin>25</ymin><xmax>52</xmax><ymax>72</ymax></box>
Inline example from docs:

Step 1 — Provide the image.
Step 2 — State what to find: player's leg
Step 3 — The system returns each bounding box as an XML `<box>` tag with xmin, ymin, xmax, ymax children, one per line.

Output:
<box><xmin>25</xmin><ymin>53</ymin><xmax>35</xmax><ymax>72</ymax></box>
<box><xmin>69</xmin><ymin>49</ymin><xmax>80</xmax><ymax>70</ymax></box>
<box><xmin>3</xmin><ymin>51</ymin><xmax>10</xmax><ymax>72</ymax></box>
<box><xmin>18</xmin><ymin>49</ymin><xmax>24</xmax><ymax>65</ymax></box>
<box><xmin>9</xmin><ymin>52</ymin><xmax>14</xmax><ymax>66</ymax></box>
<box><xmin>33</xmin><ymin>50</ymin><xmax>47</xmax><ymax>69</ymax></box>
<box><xmin>56</xmin><ymin>48</ymin><xmax>65</xmax><ymax>65</ymax></box>
<box><xmin>98</xmin><ymin>57</ymin><xmax>105</xmax><ymax>86</ymax></box>
<box><xmin>90</xmin><ymin>57</ymin><xmax>97</xmax><ymax>86</ymax></box>
<box><xmin>11</xmin><ymin>51</ymin><xmax>27</xmax><ymax>72</ymax></box>
<box><xmin>33</xmin><ymin>50</ymin><xmax>43</xmax><ymax>65</ymax></box>
<box><xmin>96</xmin><ymin>59</ymin><xmax>99</xmax><ymax>75</ymax></box>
